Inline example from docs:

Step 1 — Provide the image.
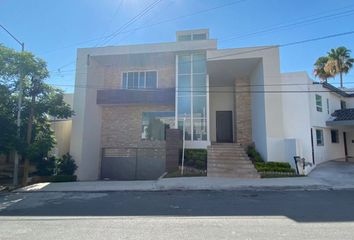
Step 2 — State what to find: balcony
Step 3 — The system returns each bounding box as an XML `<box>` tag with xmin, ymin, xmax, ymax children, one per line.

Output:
<box><xmin>96</xmin><ymin>88</ymin><xmax>175</xmax><ymax>105</ymax></box>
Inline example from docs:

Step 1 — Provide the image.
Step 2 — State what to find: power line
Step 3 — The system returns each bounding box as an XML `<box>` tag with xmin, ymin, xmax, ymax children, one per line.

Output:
<box><xmin>98</xmin><ymin>0</ymin><xmax>164</xmax><ymax>46</ymax></box>
<box><xmin>52</xmin><ymin>0</ymin><xmax>164</xmax><ymax>73</ymax></box>
<box><xmin>40</xmin><ymin>0</ymin><xmax>248</xmax><ymax>56</ymax></box>
<box><xmin>48</xmin><ymin>29</ymin><xmax>354</xmax><ymax>77</ymax></box>
<box><xmin>219</xmin><ymin>7</ymin><xmax>354</xmax><ymax>42</ymax></box>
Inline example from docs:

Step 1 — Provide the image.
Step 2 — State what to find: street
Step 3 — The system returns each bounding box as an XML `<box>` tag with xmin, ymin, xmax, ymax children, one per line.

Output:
<box><xmin>1</xmin><ymin>190</ymin><xmax>354</xmax><ymax>239</ymax></box>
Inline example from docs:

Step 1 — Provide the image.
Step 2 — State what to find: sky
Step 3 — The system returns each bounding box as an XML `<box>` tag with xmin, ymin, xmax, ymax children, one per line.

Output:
<box><xmin>1</xmin><ymin>0</ymin><xmax>354</xmax><ymax>92</ymax></box>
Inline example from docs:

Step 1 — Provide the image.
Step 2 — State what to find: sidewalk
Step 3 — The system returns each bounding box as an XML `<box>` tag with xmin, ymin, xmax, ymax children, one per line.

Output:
<box><xmin>15</xmin><ymin>161</ymin><xmax>354</xmax><ymax>193</ymax></box>
<box><xmin>15</xmin><ymin>176</ymin><xmax>329</xmax><ymax>192</ymax></box>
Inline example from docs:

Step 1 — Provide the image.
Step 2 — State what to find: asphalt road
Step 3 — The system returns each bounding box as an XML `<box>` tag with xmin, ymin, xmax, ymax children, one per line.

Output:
<box><xmin>1</xmin><ymin>190</ymin><xmax>354</xmax><ymax>239</ymax></box>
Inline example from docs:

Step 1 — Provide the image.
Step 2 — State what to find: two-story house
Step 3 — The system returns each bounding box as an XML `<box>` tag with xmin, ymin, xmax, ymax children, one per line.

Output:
<box><xmin>70</xmin><ymin>29</ymin><xmax>354</xmax><ymax>181</ymax></box>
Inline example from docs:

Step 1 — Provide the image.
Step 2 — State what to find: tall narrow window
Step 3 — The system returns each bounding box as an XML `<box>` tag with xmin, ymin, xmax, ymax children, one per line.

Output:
<box><xmin>177</xmin><ymin>53</ymin><xmax>207</xmax><ymax>141</ymax></box>
<box><xmin>316</xmin><ymin>94</ymin><xmax>322</xmax><ymax>112</ymax></box>
<box><xmin>326</xmin><ymin>98</ymin><xmax>329</xmax><ymax>114</ymax></box>
<box><xmin>331</xmin><ymin>129</ymin><xmax>339</xmax><ymax>143</ymax></box>
<box><xmin>316</xmin><ymin>129</ymin><xmax>324</xmax><ymax>146</ymax></box>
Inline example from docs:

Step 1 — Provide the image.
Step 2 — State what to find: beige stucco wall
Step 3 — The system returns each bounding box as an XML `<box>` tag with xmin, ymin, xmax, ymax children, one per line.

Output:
<box><xmin>101</xmin><ymin>105</ymin><xmax>175</xmax><ymax>149</ymax></box>
<box><xmin>209</xmin><ymin>87</ymin><xmax>234</xmax><ymax>142</ymax></box>
<box><xmin>51</xmin><ymin>120</ymin><xmax>72</xmax><ymax>157</ymax></box>
<box><xmin>51</xmin><ymin>93</ymin><xmax>73</xmax><ymax>158</ymax></box>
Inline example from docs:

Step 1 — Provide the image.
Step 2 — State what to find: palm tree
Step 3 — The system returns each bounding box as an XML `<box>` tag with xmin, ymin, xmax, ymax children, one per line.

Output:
<box><xmin>314</xmin><ymin>56</ymin><xmax>333</xmax><ymax>82</ymax></box>
<box><xmin>325</xmin><ymin>47</ymin><xmax>354</xmax><ymax>88</ymax></box>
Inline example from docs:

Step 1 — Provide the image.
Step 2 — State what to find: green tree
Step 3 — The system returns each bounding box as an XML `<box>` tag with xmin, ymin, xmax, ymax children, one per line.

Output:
<box><xmin>325</xmin><ymin>47</ymin><xmax>354</xmax><ymax>88</ymax></box>
<box><xmin>313</xmin><ymin>56</ymin><xmax>333</xmax><ymax>82</ymax></box>
<box><xmin>0</xmin><ymin>45</ymin><xmax>73</xmax><ymax>185</ymax></box>
<box><xmin>0</xmin><ymin>84</ymin><xmax>18</xmax><ymax>154</ymax></box>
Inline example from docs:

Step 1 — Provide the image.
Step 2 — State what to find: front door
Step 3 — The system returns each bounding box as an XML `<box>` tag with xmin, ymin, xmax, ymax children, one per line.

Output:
<box><xmin>216</xmin><ymin>111</ymin><xmax>233</xmax><ymax>143</ymax></box>
<box><xmin>344</xmin><ymin>132</ymin><xmax>348</xmax><ymax>161</ymax></box>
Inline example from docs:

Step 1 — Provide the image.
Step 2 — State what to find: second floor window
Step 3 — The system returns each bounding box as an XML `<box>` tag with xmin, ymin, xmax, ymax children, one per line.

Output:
<box><xmin>316</xmin><ymin>94</ymin><xmax>322</xmax><ymax>112</ymax></box>
<box><xmin>122</xmin><ymin>71</ymin><xmax>157</xmax><ymax>89</ymax></box>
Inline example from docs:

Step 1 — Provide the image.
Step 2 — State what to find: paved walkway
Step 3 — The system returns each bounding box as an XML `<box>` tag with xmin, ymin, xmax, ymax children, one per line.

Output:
<box><xmin>15</xmin><ymin>161</ymin><xmax>354</xmax><ymax>192</ymax></box>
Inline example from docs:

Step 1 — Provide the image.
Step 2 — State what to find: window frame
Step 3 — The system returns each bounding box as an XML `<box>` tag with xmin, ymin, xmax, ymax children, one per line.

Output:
<box><xmin>315</xmin><ymin>94</ymin><xmax>323</xmax><ymax>112</ymax></box>
<box><xmin>121</xmin><ymin>70</ymin><xmax>158</xmax><ymax>89</ymax></box>
<box><xmin>326</xmin><ymin>98</ymin><xmax>329</xmax><ymax>114</ymax></box>
<box><xmin>331</xmin><ymin>129</ymin><xmax>339</xmax><ymax>144</ymax></box>
<box><xmin>316</xmin><ymin>129</ymin><xmax>324</xmax><ymax>146</ymax></box>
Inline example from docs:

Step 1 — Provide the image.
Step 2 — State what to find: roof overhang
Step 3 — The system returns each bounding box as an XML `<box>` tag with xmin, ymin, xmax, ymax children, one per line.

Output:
<box><xmin>326</xmin><ymin>120</ymin><xmax>354</xmax><ymax>127</ymax></box>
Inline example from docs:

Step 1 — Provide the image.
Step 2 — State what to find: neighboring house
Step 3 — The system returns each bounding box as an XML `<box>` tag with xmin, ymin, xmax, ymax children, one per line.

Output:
<box><xmin>281</xmin><ymin>73</ymin><xmax>354</xmax><ymax>173</ymax></box>
<box><xmin>70</xmin><ymin>29</ymin><xmax>354</xmax><ymax>181</ymax></box>
<box><xmin>50</xmin><ymin>93</ymin><xmax>73</xmax><ymax>158</ymax></box>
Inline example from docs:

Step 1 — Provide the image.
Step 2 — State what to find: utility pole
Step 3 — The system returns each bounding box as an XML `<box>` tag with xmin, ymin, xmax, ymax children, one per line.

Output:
<box><xmin>0</xmin><ymin>24</ymin><xmax>24</xmax><ymax>186</ymax></box>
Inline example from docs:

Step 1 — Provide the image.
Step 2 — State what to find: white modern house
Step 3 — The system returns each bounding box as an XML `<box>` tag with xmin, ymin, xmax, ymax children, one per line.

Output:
<box><xmin>281</xmin><ymin>72</ymin><xmax>354</xmax><ymax>173</ymax></box>
<box><xmin>68</xmin><ymin>29</ymin><xmax>354</xmax><ymax>180</ymax></box>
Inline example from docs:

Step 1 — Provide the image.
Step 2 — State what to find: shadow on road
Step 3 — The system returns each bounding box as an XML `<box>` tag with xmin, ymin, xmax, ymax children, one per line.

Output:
<box><xmin>1</xmin><ymin>190</ymin><xmax>354</xmax><ymax>223</ymax></box>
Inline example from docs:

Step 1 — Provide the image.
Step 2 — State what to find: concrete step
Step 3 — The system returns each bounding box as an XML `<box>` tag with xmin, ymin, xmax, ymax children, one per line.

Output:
<box><xmin>207</xmin><ymin>143</ymin><xmax>259</xmax><ymax>178</ymax></box>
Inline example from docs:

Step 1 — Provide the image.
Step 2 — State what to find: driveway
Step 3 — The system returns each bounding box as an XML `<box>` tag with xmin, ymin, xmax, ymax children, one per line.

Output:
<box><xmin>309</xmin><ymin>160</ymin><xmax>354</xmax><ymax>188</ymax></box>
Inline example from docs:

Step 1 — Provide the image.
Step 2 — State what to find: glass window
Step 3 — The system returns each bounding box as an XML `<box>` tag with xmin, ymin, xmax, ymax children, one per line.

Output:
<box><xmin>193</xmin><ymin>74</ymin><xmax>206</xmax><ymax>94</ymax></box>
<box><xmin>133</xmin><ymin>72</ymin><xmax>139</xmax><ymax>88</ymax></box>
<box><xmin>193</xmin><ymin>96</ymin><xmax>207</xmax><ymax>118</ymax></box>
<box><xmin>128</xmin><ymin>72</ymin><xmax>134</xmax><ymax>88</ymax></box>
<box><xmin>141</xmin><ymin>112</ymin><xmax>174</xmax><ymax>141</ymax></box>
<box><xmin>178</xmin><ymin>75</ymin><xmax>191</xmax><ymax>96</ymax></box>
<box><xmin>178</xmin><ymin>55</ymin><xmax>191</xmax><ymax>74</ymax></box>
<box><xmin>193</xmin><ymin>118</ymin><xmax>207</xmax><ymax>141</ymax></box>
<box><xmin>122</xmin><ymin>71</ymin><xmax>157</xmax><ymax>89</ymax></box>
<box><xmin>177</xmin><ymin>52</ymin><xmax>207</xmax><ymax>142</ymax></box>
<box><xmin>316</xmin><ymin>94</ymin><xmax>322</xmax><ymax>112</ymax></box>
<box><xmin>193</xmin><ymin>54</ymin><xmax>206</xmax><ymax>74</ymax></box>
<box><xmin>177</xmin><ymin>34</ymin><xmax>192</xmax><ymax>42</ymax></box>
<box><xmin>331</xmin><ymin>129</ymin><xmax>339</xmax><ymax>143</ymax></box>
<box><xmin>178</xmin><ymin>118</ymin><xmax>191</xmax><ymax>140</ymax></box>
<box><xmin>316</xmin><ymin>129</ymin><xmax>324</xmax><ymax>146</ymax></box>
<box><xmin>326</xmin><ymin>98</ymin><xmax>329</xmax><ymax>114</ymax></box>
<box><xmin>178</xmin><ymin>96</ymin><xmax>191</xmax><ymax>117</ymax></box>
<box><xmin>139</xmin><ymin>72</ymin><xmax>145</xmax><ymax>88</ymax></box>
<box><xmin>192</xmin><ymin>33</ymin><xmax>207</xmax><ymax>41</ymax></box>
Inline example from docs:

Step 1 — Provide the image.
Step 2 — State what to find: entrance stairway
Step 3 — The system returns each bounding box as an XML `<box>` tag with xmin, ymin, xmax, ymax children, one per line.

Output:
<box><xmin>207</xmin><ymin>143</ymin><xmax>260</xmax><ymax>178</ymax></box>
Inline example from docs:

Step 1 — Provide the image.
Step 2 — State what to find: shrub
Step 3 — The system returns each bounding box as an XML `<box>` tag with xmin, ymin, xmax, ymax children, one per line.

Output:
<box><xmin>255</xmin><ymin>162</ymin><xmax>295</xmax><ymax>173</ymax></box>
<box><xmin>35</xmin><ymin>156</ymin><xmax>55</xmax><ymax>176</ymax></box>
<box><xmin>54</xmin><ymin>153</ymin><xmax>77</xmax><ymax>176</ymax></box>
<box><xmin>247</xmin><ymin>146</ymin><xmax>295</xmax><ymax>174</ymax></box>
<box><xmin>247</xmin><ymin>146</ymin><xmax>264</xmax><ymax>163</ymax></box>
<box><xmin>183</xmin><ymin>149</ymin><xmax>207</xmax><ymax>170</ymax></box>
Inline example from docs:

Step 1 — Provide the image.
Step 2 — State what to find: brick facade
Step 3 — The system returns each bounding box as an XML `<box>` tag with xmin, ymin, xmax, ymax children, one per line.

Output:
<box><xmin>234</xmin><ymin>78</ymin><xmax>252</xmax><ymax>145</ymax></box>
<box><xmin>101</xmin><ymin>52</ymin><xmax>176</xmax><ymax>89</ymax></box>
<box><xmin>101</xmin><ymin>105</ymin><xmax>175</xmax><ymax>149</ymax></box>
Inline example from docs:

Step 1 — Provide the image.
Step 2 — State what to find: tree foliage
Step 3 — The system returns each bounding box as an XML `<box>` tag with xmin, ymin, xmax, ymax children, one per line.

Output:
<box><xmin>314</xmin><ymin>46</ymin><xmax>354</xmax><ymax>87</ymax></box>
<box><xmin>0</xmin><ymin>45</ymin><xmax>74</xmax><ymax>183</ymax></box>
